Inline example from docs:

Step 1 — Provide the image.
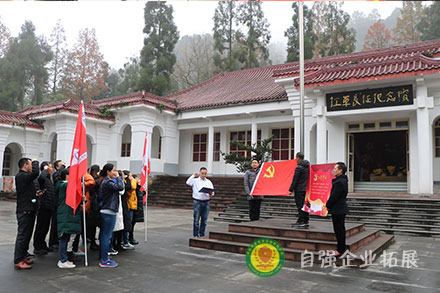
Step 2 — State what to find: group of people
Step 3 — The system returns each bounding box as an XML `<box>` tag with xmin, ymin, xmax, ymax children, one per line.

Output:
<box><xmin>13</xmin><ymin>158</ymin><xmax>145</xmax><ymax>270</ymax></box>
<box><xmin>188</xmin><ymin>152</ymin><xmax>350</xmax><ymax>257</ymax></box>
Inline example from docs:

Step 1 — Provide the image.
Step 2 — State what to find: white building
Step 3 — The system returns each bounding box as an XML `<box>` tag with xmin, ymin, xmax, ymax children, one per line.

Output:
<box><xmin>2</xmin><ymin>39</ymin><xmax>440</xmax><ymax>196</ymax></box>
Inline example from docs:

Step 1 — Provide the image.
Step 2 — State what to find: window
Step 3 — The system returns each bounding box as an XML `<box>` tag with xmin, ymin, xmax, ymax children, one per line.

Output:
<box><xmin>213</xmin><ymin>133</ymin><xmax>221</xmax><ymax>161</ymax></box>
<box><xmin>2</xmin><ymin>147</ymin><xmax>11</xmax><ymax>176</ymax></box>
<box><xmin>271</xmin><ymin>128</ymin><xmax>294</xmax><ymax>160</ymax></box>
<box><xmin>121</xmin><ymin>143</ymin><xmax>131</xmax><ymax>157</ymax></box>
<box><xmin>158</xmin><ymin>136</ymin><xmax>162</xmax><ymax>159</ymax></box>
<box><xmin>193</xmin><ymin>133</ymin><xmax>207</xmax><ymax>162</ymax></box>
<box><xmin>229</xmin><ymin>130</ymin><xmax>261</xmax><ymax>158</ymax></box>
<box><xmin>435</xmin><ymin>119</ymin><xmax>440</xmax><ymax>157</ymax></box>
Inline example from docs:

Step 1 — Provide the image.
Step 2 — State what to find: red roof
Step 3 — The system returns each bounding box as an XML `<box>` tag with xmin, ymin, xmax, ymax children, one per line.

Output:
<box><xmin>167</xmin><ymin>63</ymin><xmax>294</xmax><ymax>111</ymax></box>
<box><xmin>0</xmin><ymin>110</ymin><xmax>43</xmax><ymax>129</ymax></box>
<box><xmin>90</xmin><ymin>91</ymin><xmax>176</xmax><ymax>111</ymax></box>
<box><xmin>273</xmin><ymin>39</ymin><xmax>440</xmax><ymax>87</ymax></box>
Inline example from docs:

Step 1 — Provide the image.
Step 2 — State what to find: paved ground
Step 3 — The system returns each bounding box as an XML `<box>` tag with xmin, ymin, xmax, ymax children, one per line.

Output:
<box><xmin>0</xmin><ymin>200</ymin><xmax>439</xmax><ymax>293</ymax></box>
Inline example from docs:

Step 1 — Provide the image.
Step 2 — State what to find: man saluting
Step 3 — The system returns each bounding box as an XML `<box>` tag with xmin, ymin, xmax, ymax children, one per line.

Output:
<box><xmin>186</xmin><ymin>167</ymin><xmax>215</xmax><ymax>238</ymax></box>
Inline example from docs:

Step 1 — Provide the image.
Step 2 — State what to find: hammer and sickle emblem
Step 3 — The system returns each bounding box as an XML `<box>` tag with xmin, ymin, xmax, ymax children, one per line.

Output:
<box><xmin>263</xmin><ymin>165</ymin><xmax>275</xmax><ymax>178</ymax></box>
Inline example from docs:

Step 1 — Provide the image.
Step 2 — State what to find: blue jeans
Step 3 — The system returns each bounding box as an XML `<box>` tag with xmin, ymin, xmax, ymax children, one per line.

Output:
<box><xmin>193</xmin><ymin>200</ymin><xmax>209</xmax><ymax>237</ymax></box>
<box><xmin>58</xmin><ymin>233</ymin><xmax>71</xmax><ymax>263</ymax></box>
<box><xmin>124</xmin><ymin>210</ymin><xmax>134</xmax><ymax>244</ymax></box>
<box><xmin>100</xmin><ymin>213</ymin><xmax>116</xmax><ymax>261</ymax></box>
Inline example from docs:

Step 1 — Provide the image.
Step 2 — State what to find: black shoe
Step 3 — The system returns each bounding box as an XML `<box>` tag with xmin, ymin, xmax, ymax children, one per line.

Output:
<box><xmin>49</xmin><ymin>244</ymin><xmax>59</xmax><ymax>250</ymax></box>
<box><xmin>67</xmin><ymin>252</ymin><xmax>75</xmax><ymax>262</ymax></box>
<box><xmin>90</xmin><ymin>243</ymin><xmax>100</xmax><ymax>251</ymax></box>
<box><xmin>129</xmin><ymin>239</ymin><xmax>139</xmax><ymax>245</ymax></box>
<box><xmin>26</xmin><ymin>252</ymin><xmax>35</xmax><ymax>259</ymax></box>
<box><xmin>34</xmin><ymin>249</ymin><xmax>48</xmax><ymax>255</ymax></box>
<box><xmin>46</xmin><ymin>247</ymin><xmax>54</xmax><ymax>253</ymax></box>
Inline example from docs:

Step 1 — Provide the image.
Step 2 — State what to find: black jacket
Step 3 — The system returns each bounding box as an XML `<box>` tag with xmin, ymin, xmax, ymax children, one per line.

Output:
<box><xmin>326</xmin><ymin>174</ymin><xmax>349</xmax><ymax>215</ymax></box>
<box><xmin>15</xmin><ymin>161</ymin><xmax>40</xmax><ymax>213</ymax></box>
<box><xmin>289</xmin><ymin>160</ymin><xmax>310</xmax><ymax>193</ymax></box>
<box><xmin>37</xmin><ymin>169</ymin><xmax>56</xmax><ymax>211</ymax></box>
<box><xmin>52</xmin><ymin>164</ymin><xmax>66</xmax><ymax>186</ymax></box>
<box><xmin>122</xmin><ymin>177</ymin><xmax>132</xmax><ymax>232</ymax></box>
<box><xmin>100</xmin><ymin>176</ymin><xmax>124</xmax><ymax>213</ymax></box>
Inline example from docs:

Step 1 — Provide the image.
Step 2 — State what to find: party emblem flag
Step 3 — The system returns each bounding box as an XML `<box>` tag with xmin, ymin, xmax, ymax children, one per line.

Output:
<box><xmin>250</xmin><ymin>160</ymin><xmax>297</xmax><ymax>196</ymax></box>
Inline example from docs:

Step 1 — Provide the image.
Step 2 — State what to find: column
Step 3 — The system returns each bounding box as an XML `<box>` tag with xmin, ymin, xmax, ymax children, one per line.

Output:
<box><xmin>416</xmin><ymin>79</ymin><xmax>433</xmax><ymax>195</ymax></box>
<box><xmin>251</xmin><ymin>121</ymin><xmax>258</xmax><ymax>156</ymax></box>
<box><xmin>56</xmin><ymin>118</ymin><xmax>76</xmax><ymax>163</ymax></box>
<box><xmin>315</xmin><ymin>91</ymin><xmax>327</xmax><ymax>164</ymax></box>
<box><xmin>131</xmin><ymin>122</ymin><xmax>153</xmax><ymax>174</ymax></box>
<box><xmin>207</xmin><ymin>125</ymin><xmax>214</xmax><ymax>175</ymax></box>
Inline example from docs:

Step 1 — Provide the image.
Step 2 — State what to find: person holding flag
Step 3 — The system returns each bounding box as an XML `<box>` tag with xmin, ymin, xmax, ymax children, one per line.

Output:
<box><xmin>289</xmin><ymin>152</ymin><xmax>310</xmax><ymax>228</ymax></box>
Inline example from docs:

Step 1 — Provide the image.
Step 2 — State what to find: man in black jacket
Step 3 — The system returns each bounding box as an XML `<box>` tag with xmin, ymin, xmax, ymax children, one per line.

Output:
<box><xmin>33</xmin><ymin>162</ymin><xmax>56</xmax><ymax>255</ymax></box>
<box><xmin>48</xmin><ymin>160</ymin><xmax>65</xmax><ymax>249</ymax></box>
<box><xmin>326</xmin><ymin>162</ymin><xmax>349</xmax><ymax>257</ymax></box>
<box><xmin>14</xmin><ymin>158</ymin><xmax>40</xmax><ymax>269</ymax></box>
<box><xmin>289</xmin><ymin>152</ymin><xmax>310</xmax><ymax>228</ymax></box>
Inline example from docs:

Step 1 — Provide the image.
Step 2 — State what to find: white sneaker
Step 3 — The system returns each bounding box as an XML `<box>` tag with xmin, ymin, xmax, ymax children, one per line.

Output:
<box><xmin>58</xmin><ymin>260</ymin><xmax>76</xmax><ymax>269</ymax></box>
<box><xmin>122</xmin><ymin>243</ymin><xmax>135</xmax><ymax>250</ymax></box>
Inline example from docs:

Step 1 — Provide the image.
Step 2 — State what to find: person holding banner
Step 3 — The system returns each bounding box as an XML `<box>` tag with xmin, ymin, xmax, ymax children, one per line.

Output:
<box><xmin>326</xmin><ymin>162</ymin><xmax>349</xmax><ymax>257</ymax></box>
<box><xmin>186</xmin><ymin>167</ymin><xmax>215</xmax><ymax>238</ymax></box>
<box><xmin>244</xmin><ymin>159</ymin><xmax>263</xmax><ymax>221</ymax></box>
<box><xmin>289</xmin><ymin>152</ymin><xmax>310</xmax><ymax>228</ymax></box>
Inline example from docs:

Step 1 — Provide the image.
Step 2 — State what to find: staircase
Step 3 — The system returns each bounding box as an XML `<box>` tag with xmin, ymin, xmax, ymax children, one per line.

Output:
<box><xmin>214</xmin><ymin>196</ymin><xmax>440</xmax><ymax>237</ymax></box>
<box><xmin>147</xmin><ymin>176</ymin><xmax>245</xmax><ymax>211</ymax></box>
<box><xmin>190</xmin><ymin>219</ymin><xmax>394</xmax><ymax>266</ymax></box>
<box><xmin>354</xmin><ymin>182</ymin><xmax>407</xmax><ymax>192</ymax></box>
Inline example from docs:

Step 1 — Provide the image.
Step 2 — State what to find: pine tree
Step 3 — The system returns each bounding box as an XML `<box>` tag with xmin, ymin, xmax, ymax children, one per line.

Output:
<box><xmin>236</xmin><ymin>1</ymin><xmax>271</xmax><ymax>69</ymax></box>
<box><xmin>48</xmin><ymin>20</ymin><xmax>67</xmax><ymax>100</ymax></box>
<box><xmin>0</xmin><ymin>21</ymin><xmax>52</xmax><ymax>110</ymax></box>
<box><xmin>139</xmin><ymin>1</ymin><xmax>179</xmax><ymax>96</ymax></box>
<box><xmin>212</xmin><ymin>1</ymin><xmax>240</xmax><ymax>72</ymax></box>
<box><xmin>284</xmin><ymin>2</ymin><xmax>316</xmax><ymax>62</ymax></box>
<box><xmin>392</xmin><ymin>1</ymin><xmax>425</xmax><ymax>45</ymax></box>
<box><xmin>418</xmin><ymin>1</ymin><xmax>440</xmax><ymax>41</ymax></box>
<box><xmin>313</xmin><ymin>2</ymin><xmax>356</xmax><ymax>58</ymax></box>
<box><xmin>0</xmin><ymin>17</ymin><xmax>11</xmax><ymax>58</ymax></box>
<box><xmin>60</xmin><ymin>28</ymin><xmax>107</xmax><ymax>101</ymax></box>
<box><xmin>363</xmin><ymin>21</ymin><xmax>392</xmax><ymax>51</ymax></box>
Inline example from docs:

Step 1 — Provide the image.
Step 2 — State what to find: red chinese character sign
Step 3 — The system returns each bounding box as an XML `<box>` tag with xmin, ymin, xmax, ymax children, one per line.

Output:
<box><xmin>303</xmin><ymin>163</ymin><xmax>335</xmax><ymax>217</ymax></box>
<box><xmin>250</xmin><ymin>160</ymin><xmax>298</xmax><ymax>196</ymax></box>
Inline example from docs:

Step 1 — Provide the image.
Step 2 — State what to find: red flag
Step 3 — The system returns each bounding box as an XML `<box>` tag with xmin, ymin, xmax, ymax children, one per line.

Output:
<box><xmin>250</xmin><ymin>160</ymin><xmax>297</xmax><ymax>196</ymax></box>
<box><xmin>66</xmin><ymin>101</ymin><xmax>88</xmax><ymax>212</ymax></box>
<box><xmin>140</xmin><ymin>131</ymin><xmax>150</xmax><ymax>204</ymax></box>
<box><xmin>303</xmin><ymin>163</ymin><xmax>335</xmax><ymax>217</ymax></box>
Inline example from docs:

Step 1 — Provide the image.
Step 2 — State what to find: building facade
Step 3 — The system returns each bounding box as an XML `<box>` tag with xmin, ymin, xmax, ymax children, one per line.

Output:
<box><xmin>2</xmin><ymin>40</ymin><xmax>440</xmax><ymax>196</ymax></box>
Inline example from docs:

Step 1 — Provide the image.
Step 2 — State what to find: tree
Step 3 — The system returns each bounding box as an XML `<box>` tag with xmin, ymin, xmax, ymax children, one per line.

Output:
<box><xmin>392</xmin><ymin>1</ymin><xmax>425</xmax><ymax>45</ymax></box>
<box><xmin>222</xmin><ymin>137</ymin><xmax>273</xmax><ymax>173</ymax></box>
<box><xmin>236</xmin><ymin>1</ymin><xmax>271</xmax><ymax>69</ymax></box>
<box><xmin>212</xmin><ymin>1</ymin><xmax>240</xmax><ymax>72</ymax></box>
<box><xmin>172</xmin><ymin>34</ymin><xmax>216</xmax><ymax>90</ymax></box>
<box><xmin>418</xmin><ymin>1</ymin><xmax>440</xmax><ymax>41</ymax></box>
<box><xmin>363</xmin><ymin>21</ymin><xmax>392</xmax><ymax>51</ymax></box>
<box><xmin>116</xmin><ymin>56</ymin><xmax>141</xmax><ymax>95</ymax></box>
<box><xmin>285</xmin><ymin>2</ymin><xmax>316</xmax><ymax>62</ymax></box>
<box><xmin>139</xmin><ymin>1</ymin><xmax>179</xmax><ymax>96</ymax></box>
<box><xmin>312</xmin><ymin>2</ymin><xmax>356</xmax><ymax>58</ymax></box>
<box><xmin>0</xmin><ymin>21</ymin><xmax>52</xmax><ymax>111</ymax></box>
<box><xmin>48</xmin><ymin>20</ymin><xmax>67</xmax><ymax>99</ymax></box>
<box><xmin>60</xmin><ymin>28</ymin><xmax>107</xmax><ymax>101</ymax></box>
<box><xmin>348</xmin><ymin>9</ymin><xmax>382</xmax><ymax>51</ymax></box>
<box><xmin>0</xmin><ymin>17</ymin><xmax>11</xmax><ymax>58</ymax></box>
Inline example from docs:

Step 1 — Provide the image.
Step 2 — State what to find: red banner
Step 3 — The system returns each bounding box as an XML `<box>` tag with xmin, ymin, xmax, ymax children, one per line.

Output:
<box><xmin>250</xmin><ymin>160</ymin><xmax>297</xmax><ymax>196</ymax></box>
<box><xmin>302</xmin><ymin>163</ymin><xmax>335</xmax><ymax>217</ymax></box>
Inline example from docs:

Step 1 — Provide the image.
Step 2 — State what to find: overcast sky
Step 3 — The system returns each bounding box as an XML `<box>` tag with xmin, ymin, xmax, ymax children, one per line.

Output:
<box><xmin>0</xmin><ymin>1</ymin><xmax>402</xmax><ymax>69</ymax></box>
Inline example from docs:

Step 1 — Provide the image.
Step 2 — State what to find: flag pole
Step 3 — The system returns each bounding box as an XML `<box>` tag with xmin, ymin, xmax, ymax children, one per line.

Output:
<box><xmin>144</xmin><ymin>177</ymin><xmax>148</xmax><ymax>243</ymax></box>
<box><xmin>299</xmin><ymin>1</ymin><xmax>305</xmax><ymax>153</ymax></box>
<box><xmin>82</xmin><ymin>177</ymin><xmax>88</xmax><ymax>267</ymax></box>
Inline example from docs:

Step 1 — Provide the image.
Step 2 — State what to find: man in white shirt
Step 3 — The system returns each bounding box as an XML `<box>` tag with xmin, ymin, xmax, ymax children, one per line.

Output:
<box><xmin>186</xmin><ymin>167</ymin><xmax>214</xmax><ymax>238</ymax></box>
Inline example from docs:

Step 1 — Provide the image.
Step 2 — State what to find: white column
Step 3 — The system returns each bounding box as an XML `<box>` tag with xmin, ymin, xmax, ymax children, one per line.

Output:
<box><xmin>251</xmin><ymin>121</ymin><xmax>258</xmax><ymax>156</ymax></box>
<box><xmin>416</xmin><ymin>79</ymin><xmax>434</xmax><ymax>195</ymax></box>
<box><xmin>0</xmin><ymin>147</ymin><xmax>4</xmax><ymax>190</ymax></box>
<box><xmin>131</xmin><ymin>122</ymin><xmax>153</xmax><ymax>173</ymax></box>
<box><xmin>207</xmin><ymin>125</ymin><xmax>214</xmax><ymax>175</ymax></box>
<box><xmin>315</xmin><ymin>91</ymin><xmax>327</xmax><ymax>164</ymax></box>
<box><xmin>294</xmin><ymin>116</ymin><xmax>301</xmax><ymax>155</ymax></box>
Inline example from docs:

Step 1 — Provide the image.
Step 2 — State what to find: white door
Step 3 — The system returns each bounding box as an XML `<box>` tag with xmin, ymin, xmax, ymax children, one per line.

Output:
<box><xmin>347</xmin><ymin>133</ymin><xmax>355</xmax><ymax>192</ymax></box>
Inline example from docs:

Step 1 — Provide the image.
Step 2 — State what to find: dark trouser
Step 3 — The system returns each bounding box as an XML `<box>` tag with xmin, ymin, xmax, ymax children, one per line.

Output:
<box><xmin>248</xmin><ymin>199</ymin><xmax>262</xmax><ymax>221</ymax></box>
<box><xmin>72</xmin><ymin>216</ymin><xmax>84</xmax><ymax>252</ymax></box>
<box><xmin>33</xmin><ymin>208</ymin><xmax>52</xmax><ymax>250</ymax></box>
<box><xmin>332</xmin><ymin>214</ymin><xmax>347</xmax><ymax>254</ymax></box>
<box><xmin>49</xmin><ymin>209</ymin><xmax>59</xmax><ymax>247</ymax></box>
<box><xmin>86</xmin><ymin>213</ymin><xmax>100</xmax><ymax>244</ymax></box>
<box><xmin>193</xmin><ymin>200</ymin><xmax>209</xmax><ymax>237</ymax></box>
<box><xmin>58</xmin><ymin>233</ymin><xmax>71</xmax><ymax>263</ymax></box>
<box><xmin>14</xmin><ymin>212</ymin><xmax>36</xmax><ymax>264</ymax></box>
<box><xmin>129</xmin><ymin>221</ymin><xmax>136</xmax><ymax>241</ymax></box>
<box><xmin>295</xmin><ymin>191</ymin><xmax>309</xmax><ymax>224</ymax></box>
